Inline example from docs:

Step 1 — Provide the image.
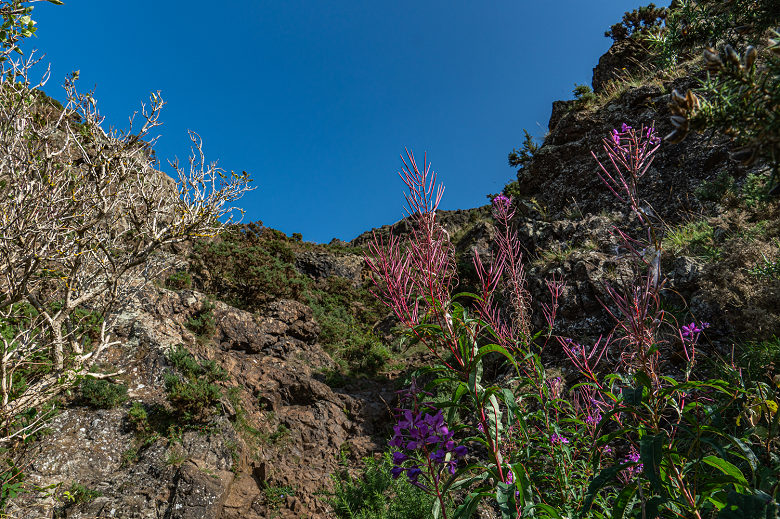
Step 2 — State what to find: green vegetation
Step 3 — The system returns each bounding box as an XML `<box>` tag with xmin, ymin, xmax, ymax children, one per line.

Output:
<box><xmin>571</xmin><ymin>84</ymin><xmax>598</xmax><ymax>111</ymax></box>
<box><xmin>165</xmin><ymin>271</ymin><xmax>192</xmax><ymax>290</ymax></box>
<box><xmin>663</xmin><ymin>219</ymin><xmax>719</xmax><ymax>260</ymax></box>
<box><xmin>185</xmin><ymin>301</ymin><xmax>217</xmax><ymax>341</ymax></box>
<box><xmin>78</xmin><ymin>378</ymin><xmax>128</xmax><ymax>409</ymax></box>
<box><xmin>63</xmin><ymin>482</ymin><xmax>102</xmax><ymax>505</ymax></box>
<box><xmin>188</xmin><ymin>225</ymin><xmax>394</xmax><ymax>378</ymax></box>
<box><xmin>327</xmin><ymin>454</ymin><xmax>450</xmax><ymax>519</ymax></box>
<box><xmin>605</xmin><ymin>3</ymin><xmax>667</xmax><ymax>42</ymax></box>
<box><xmin>188</xmin><ymin>223</ymin><xmax>307</xmax><ymax>309</ymax></box>
<box><xmin>262</xmin><ymin>483</ymin><xmax>296</xmax><ymax>514</ymax></box>
<box><xmin>164</xmin><ymin>345</ymin><xmax>228</xmax><ymax>423</ymax></box>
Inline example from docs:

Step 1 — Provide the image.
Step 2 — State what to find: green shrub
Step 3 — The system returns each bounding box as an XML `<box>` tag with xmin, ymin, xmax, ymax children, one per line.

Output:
<box><xmin>165</xmin><ymin>271</ymin><xmax>192</xmax><ymax>290</ymax></box>
<box><xmin>507</xmin><ymin>129</ymin><xmax>538</xmax><ymax>175</ymax></box>
<box><xmin>127</xmin><ymin>402</ymin><xmax>150</xmax><ymax>435</ymax></box>
<box><xmin>185</xmin><ymin>301</ymin><xmax>217</xmax><ymax>340</ymax></box>
<box><xmin>695</xmin><ymin>171</ymin><xmax>738</xmax><ymax>203</ymax></box>
<box><xmin>605</xmin><ymin>3</ymin><xmax>667</xmax><ymax>42</ymax></box>
<box><xmin>164</xmin><ymin>345</ymin><xmax>228</xmax><ymax>422</ymax></box>
<box><xmin>188</xmin><ymin>223</ymin><xmax>307</xmax><ymax>310</ymax></box>
<box><xmin>742</xmin><ymin>171</ymin><xmax>775</xmax><ymax>208</ymax></box>
<box><xmin>571</xmin><ymin>83</ymin><xmax>598</xmax><ymax>110</ymax></box>
<box><xmin>327</xmin><ymin>453</ymin><xmax>450</xmax><ymax>519</ymax></box>
<box><xmin>79</xmin><ymin>378</ymin><xmax>128</xmax><ymax>409</ymax></box>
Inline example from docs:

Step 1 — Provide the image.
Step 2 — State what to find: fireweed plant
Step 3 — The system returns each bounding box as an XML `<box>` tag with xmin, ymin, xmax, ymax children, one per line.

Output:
<box><xmin>367</xmin><ymin>138</ymin><xmax>779</xmax><ymax>519</ymax></box>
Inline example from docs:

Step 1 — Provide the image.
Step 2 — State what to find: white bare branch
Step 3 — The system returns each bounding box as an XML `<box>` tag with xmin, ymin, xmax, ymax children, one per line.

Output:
<box><xmin>0</xmin><ymin>53</ymin><xmax>255</xmax><ymax>445</ymax></box>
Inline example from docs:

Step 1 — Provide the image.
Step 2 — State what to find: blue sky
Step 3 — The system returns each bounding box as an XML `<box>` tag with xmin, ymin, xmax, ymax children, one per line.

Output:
<box><xmin>23</xmin><ymin>0</ymin><xmax>664</xmax><ymax>243</ymax></box>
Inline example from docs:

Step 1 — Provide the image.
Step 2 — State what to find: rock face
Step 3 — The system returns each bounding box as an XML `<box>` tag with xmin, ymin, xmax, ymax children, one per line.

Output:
<box><xmin>349</xmin><ymin>206</ymin><xmax>492</xmax><ymax>247</ymax></box>
<box><xmin>12</xmin><ymin>280</ymin><xmax>394</xmax><ymax>519</ymax></box>
<box><xmin>591</xmin><ymin>37</ymin><xmax>651</xmax><ymax>93</ymax></box>
<box><xmin>294</xmin><ymin>251</ymin><xmax>365</xmax><ymax>285</ymax></box>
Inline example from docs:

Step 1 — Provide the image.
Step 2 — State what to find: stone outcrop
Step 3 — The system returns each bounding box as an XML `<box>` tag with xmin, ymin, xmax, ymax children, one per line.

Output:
<box><xmin>591</xmin><ymin>37</ymin><xmax>652</xmax><ymax>93</ymax></box>
<box><xmin>12</xmin><ymin>280</ymin><xmax>393</xmax><ymax>519</ymax></box>
<box><xmin>294</xmin><ymin>251</ymin><xmax>365</xmax><ymax>285</ymax></box>
<box><xmin>349</xmin><ymin>206</ymin><xmax>492</xmax><ymax>247</ymax></box>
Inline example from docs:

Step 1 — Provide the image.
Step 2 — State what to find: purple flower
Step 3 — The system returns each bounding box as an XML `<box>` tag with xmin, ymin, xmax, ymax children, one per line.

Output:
<box><xmin>620</xmin><ymin>447</ymin><xmax>643</xmax><ymax>481</ymax></box>
<box><xmin>505</xmin><ymin>469</ymin><xmax>514</xmax><ymax>484</ymax></box>
<box><xmin>551</xmin><ymin>434</ymin><xmax>569</xmax><ymax>445</ymax></box>
<box><xmin>453</xmin><ymin>445</ymin><xmax>468</xmax><ymax>458</ymax></box>
<box><xmin>393</xmin><ymin>451</ymin><xmax>410</xmax><ymax>465</ymax></box>
<box><xmin>585</xmin><ymin>413</ymin><xmax>601</xmax><ymax>426</ymax></box>
<box><xmin>407</xmin><ymin>467</ymin><xmax>423</xmax><ymax>482</ymax></box>
<box><xmin>477</xmin><ymin>423</ymin><xmax>484</xmax><ymax>433</ymax></box>
<box><xmin>680</xmin><ymin>322</ymin><xmax>702</xmax><ymax>339</ymax></box>
<box><xmin>429</xmin><ymin>449</ymin><xmax>446</xmax><ymax>463</ymax></box>
<box><xmin>621</xmin><ymin>123</ymin><xmax>633</xmax><ymax>132</ymax></box>
<box><xmin>492</xmin><ymin>194</ymin><xmax>512</xmax><ymax>219</ymax></box>
<box><xmin>611</xmin><ymin>129</ymin><xmax>621</xmax><ymax>145</ymax></box>
<box><xmin>390</xmin><ymin>466</ymin><xmax>404</xmax><ymax>479</ymax></box>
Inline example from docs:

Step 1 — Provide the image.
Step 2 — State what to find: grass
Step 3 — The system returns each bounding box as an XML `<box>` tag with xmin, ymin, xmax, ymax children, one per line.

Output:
<box><xmin>662</xmin><ymin>219</ymin><xmax>720</xmax><ymax>260</ymax></box>
<box><xmin>164</xmin><ymin>447</ymin><xmax>187</xmax><ymax>467</ymax></box>
<box><xmin>533</xmin><ymin>241</ymin><xmax>579</xmax><ymax>267</ymax></box>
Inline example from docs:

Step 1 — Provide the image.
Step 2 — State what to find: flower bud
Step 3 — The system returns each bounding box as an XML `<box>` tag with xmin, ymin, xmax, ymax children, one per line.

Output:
<box><xmin>744</xmin><ymin>46</ymin><xmax>758</xmax><ymax>70</ymax></box>
<box><xmin>724</xmin><ymin>45</ymin><xmax>741</xmax><ymax>68</ymax></box>
<box><xmin>665</xmin><ymin>128</ymin><xmax>688</xmax><ymax>144</ymax></box>
<box><xmin>671</xmin><ymin>89</ymin><xmax>687</xmax><ymax>106</ymax></box>
<box><xmin>670</xmin><ymin>116</ymin><xmax>689</xmax><ymax>131</ymax></box>
<box><xmin>685</xmin><ymin>90</ymin><xmax>699</xmax><ymax>111</ymax></box>
<box><xmin>703</xmin><ymin>48</ymin><xmax>723</xmax><ymax>70</ymax></box>
<box><xmin>729</xmin><ymin>146</ymin><xmax>757</xmax><ymax>166</ymax></box>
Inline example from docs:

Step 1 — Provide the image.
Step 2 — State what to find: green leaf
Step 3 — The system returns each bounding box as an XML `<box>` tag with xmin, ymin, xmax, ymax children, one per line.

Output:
<box><xmin>702</xmin><ymin>456</ymin><xmax>749</xmax><ymax>488</ymax></box>
<box><xmin>473</xmin><ymin>344</ymin><xmax>519</xmax><ymax>372</ymax></box>
<box><xmin>497</xmin><ymin>482</ymin><xmax>519</xmax><ymax>519</ymax></box>
<box><xmin>716</xmin><ymin>491</ymin><xmax>778</xmax><ymax>519</ymax></box>
<box><xmin>640</xmin><ymin>434</ymin><xmax>666</xmax><ymax>496</ymax></box>
<box><xmin>534</xmin><ymin>503</ymin><xmax>561</xmax><ymax>519</ymax></box>
<box><xmin>454</xmin><ymin>492</ymin><xmax>486</xmax><ymax>519</ymax></box>
<box><xmin>46</xmin><ymin>0</ymin><xmax>66</xmax><ymax>4</ymax></box>
<box><xmin>581</xmin><ymin>463</ymin><xmax>632</xmax><ymax>514</ymax></box>
<box><xmin>699</xmin><ymin>475</ymin><xmax>751</xmax><ymax>496</ymax></box>
<box><xmin>511</xmin><ymin>463</ymin><xmax>534</xmax><ymax>508</ymax></box>
<box><xmin>634</xmin><ymin>370</ymin><xmax>652</xmax><ymax>388</ymax></box>
<box><xmin>623</xmin><ymin>385</ymin><xmax>644</xmax><ymax>407</ymax></box>
<box><xmin>645</xmin><ymin>496</ymin><xmax>668</xmax><ymax>519</ymax></box>
<box><xmin>612</xmin><ymin>485</ymin><xmax>637</xmax><ymax>519</ymax></box>
<box><xmin>432</xmin><ymin>497</ymin><xmax>442</xmax><ymax>519</ymax></box>
<box><xmin>447</xmin><ymin>383</ymin><xmax>470</xmax><ymax>425</ymax></box>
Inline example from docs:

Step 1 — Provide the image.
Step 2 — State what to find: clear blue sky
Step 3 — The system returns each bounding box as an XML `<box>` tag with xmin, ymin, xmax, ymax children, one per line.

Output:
<box><xmin>22</xmin><ymin>0</ymin><xmax>665</xmax><ymax>243</ymax></box>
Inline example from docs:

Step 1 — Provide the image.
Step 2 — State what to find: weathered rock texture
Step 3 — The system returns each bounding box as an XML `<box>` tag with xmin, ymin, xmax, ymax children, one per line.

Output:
<box><xmin>12</xmin><ymin>278</ymin><xmax>394</xmax><ymax>519</ymax></box>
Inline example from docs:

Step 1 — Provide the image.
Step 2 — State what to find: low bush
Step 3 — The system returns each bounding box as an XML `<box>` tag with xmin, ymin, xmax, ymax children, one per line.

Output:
<box><xmin>63</xmin><ymin>482</ymin><xmax>101</xmax><ymax>504</ymax></box>
<box><xmin>605</xmin><ymin>3</ymin><xmax>667</xmax><ymax>42</ymax></box>
<box><xmin>78</xmin><ymin>378</ymin><xmax>128</xmax><ymax>409</ymax></box>
<box><xmin>185</xmin><ymin>301</ymin><xmax>217</xmax><ymax>340</ymax></box>
<box><xmin>327</xmin><ymin>454</ymin><xmax>448</xmax><ymax>519</ymax></box>
<box><xmin>165</xmin><ymin>271</ymin><xmax>192</xmax><ymax>290</ymax></box>
<box><xmin>164</xmin><ymin>345</ymin><xmax>228</xmax><ymax>422</ymax></box>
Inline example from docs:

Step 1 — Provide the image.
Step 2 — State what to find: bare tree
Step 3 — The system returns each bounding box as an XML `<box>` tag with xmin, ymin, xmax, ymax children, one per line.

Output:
<box><xmin>0</xmin><ymin>53</ymin><xmax>255</xmax><ymax>445</ymax></box>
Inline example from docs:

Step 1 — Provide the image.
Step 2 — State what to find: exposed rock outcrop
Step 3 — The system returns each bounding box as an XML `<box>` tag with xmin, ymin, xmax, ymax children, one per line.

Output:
<box><xmin>12</xmin><ymin>277</ymin><xmax>393</xmax><ymax>519</ymax></box>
